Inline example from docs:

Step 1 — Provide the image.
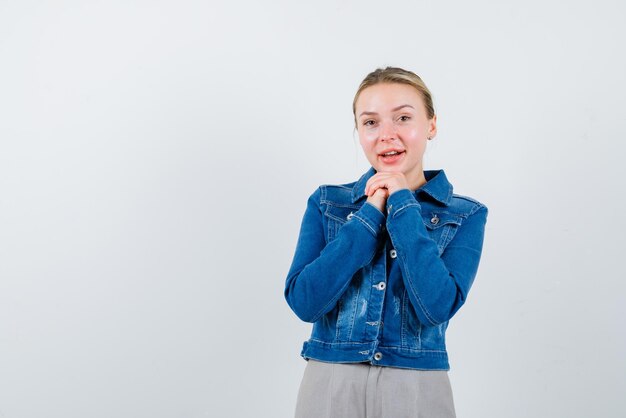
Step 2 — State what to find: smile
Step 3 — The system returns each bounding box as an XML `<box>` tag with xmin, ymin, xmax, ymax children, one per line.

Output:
<box><xmin>378</xmin><ymin>150</ymin><xmax>405</xmax><ymax>156</ymax></box>
<box><xmin>378</xmin><ymin>150</ymin><xmax>405</xmax><ymax>164</ymax></box>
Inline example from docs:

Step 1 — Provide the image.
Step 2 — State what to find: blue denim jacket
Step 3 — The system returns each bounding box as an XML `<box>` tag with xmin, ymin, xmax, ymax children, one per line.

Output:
<box><xmin>284</xmin><ymin>167</ymin><xmax>488</xmax><ymax>370</ymax></box>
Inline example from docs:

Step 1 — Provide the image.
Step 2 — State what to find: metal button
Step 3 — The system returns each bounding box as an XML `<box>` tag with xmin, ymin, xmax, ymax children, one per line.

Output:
<box><xmin>430</xmin><ymin>214</ymin><xmax>439</xmax><ymax>225</ymax></box>
<box><xmin>376</xmin><ymin>281</ymin><xmax>386</xmax><ymax>290</ymax></box>
<box><xmin>347</xmin><ymin>212</ymin><xmax>354</xmax><ymax>220</ymax></box>
<box><xmin>389</xmin><ymin>249</ymin><xmax>397</xmax><ymax>259</ymax></box>
<box><xmin>374</xmin><ymin>352</ymin><xmax>383</xmax><ymax>361</ymax></box>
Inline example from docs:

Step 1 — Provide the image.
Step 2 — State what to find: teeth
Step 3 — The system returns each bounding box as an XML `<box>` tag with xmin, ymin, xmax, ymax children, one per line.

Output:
<box><xmin>383</xmin><ymin>151</ymin><xmax>399</xmax><ymax>156</ymax></box>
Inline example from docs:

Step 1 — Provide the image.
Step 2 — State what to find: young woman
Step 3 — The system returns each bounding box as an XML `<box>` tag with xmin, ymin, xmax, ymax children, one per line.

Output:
<box><xmin>284</xmin><ymin>67</ymin><xmax>488</xmax><ymax>418</ymax></box>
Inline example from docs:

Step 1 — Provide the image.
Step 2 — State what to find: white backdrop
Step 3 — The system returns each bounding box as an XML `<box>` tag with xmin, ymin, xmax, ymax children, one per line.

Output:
<box><xmin>1</xmin><ymin>1</ymin><xmax>625</xmax><ymax>417</ymax></box>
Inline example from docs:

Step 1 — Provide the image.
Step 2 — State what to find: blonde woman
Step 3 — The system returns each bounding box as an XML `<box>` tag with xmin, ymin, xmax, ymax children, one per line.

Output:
<box><xmin>284</xmin><ymin>67</ymin><xmax>488</xmax><ymax>418</ymax></box>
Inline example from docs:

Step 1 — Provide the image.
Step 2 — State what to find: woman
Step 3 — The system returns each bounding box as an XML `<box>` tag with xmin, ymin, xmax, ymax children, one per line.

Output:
<box><xmin>284</xmin><ymin>67</ymin><xmax>488</xmax><ymax>418</ymax></box>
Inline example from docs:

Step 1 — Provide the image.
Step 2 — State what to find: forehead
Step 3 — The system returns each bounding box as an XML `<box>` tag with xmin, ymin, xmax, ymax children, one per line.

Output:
<box><xmin>356</xmin><ymin>83</ymin><xmax>425</xmax><ymax>111</ymax></box>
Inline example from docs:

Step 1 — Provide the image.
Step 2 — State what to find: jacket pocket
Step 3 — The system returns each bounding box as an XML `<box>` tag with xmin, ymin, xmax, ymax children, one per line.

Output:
<box><xmin>334</xmin><ymin>271</ymin><xmax>365</xmax><ymax>341</ymax></box>
<box><xmin>324</xmin><ymin>204</ymin><xmax>359</xmax><ymax>242</ymax></box>
<box><xmin>401</xmin><ymin>289</ymin><xmax>421</xmax><ymax>349</ymax></box>
<box><xmin>419</xmin><ymin>321</ymin><xmax>448</xmax><ymax>351</ymax></box>
<box><xmin>422</xmin><ymin>211</ymin><xmax>464</xmax><ymax>255</ymax></box>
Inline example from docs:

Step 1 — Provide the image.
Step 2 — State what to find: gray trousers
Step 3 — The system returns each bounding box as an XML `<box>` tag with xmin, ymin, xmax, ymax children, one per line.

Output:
<box><xmin>294</xmin><ymin>359</ymin><xmax>456</xmax><ymax>418</ymax></box>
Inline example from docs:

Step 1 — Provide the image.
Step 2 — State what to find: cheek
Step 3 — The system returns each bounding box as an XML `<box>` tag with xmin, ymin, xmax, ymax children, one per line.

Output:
<box><xmin>400</xmin><ymin>125</ymin><xmax>420</xmax><ymax>137</ymax></box>
<box><xmin>359</xmin><ymin>125</ymin><xmax>379</xmax><ymax>141</ymax></box>
<box><xmin>402</xmin><ymin>127</ymin><xmax>426</xmax><ymax>146</ymax></box>
<box><xmin>359</xmin><ymin>142</ymin><xmax>373</xmax><ymax>158</ymax></box>
<box><xmin>358</xmin><ymin>131</ymin><xmax>377</xmax><ymax>151</ymax></box>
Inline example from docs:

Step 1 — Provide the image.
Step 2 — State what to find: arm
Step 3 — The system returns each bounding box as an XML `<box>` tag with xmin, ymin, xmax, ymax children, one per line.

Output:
<box><xmin>385</xmin><ymin>189</ymin><xmax>488</xmax><ymax>326</ymax></box>
<box><xmin>284</xmin><ymin>187</ymin><xmax>386</xmax><ymax>323</ymax></box>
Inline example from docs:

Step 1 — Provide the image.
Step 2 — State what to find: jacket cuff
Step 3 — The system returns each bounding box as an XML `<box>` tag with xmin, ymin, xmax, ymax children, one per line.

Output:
<box><xmin>386</xmin><ymin>188</ymin><xmax>420</xmax><ymax>217</ymax></box>
<box><xmin>353</xmin><ymin>202</ymin><xmax>386</xmax><ymax>236</ymax></box>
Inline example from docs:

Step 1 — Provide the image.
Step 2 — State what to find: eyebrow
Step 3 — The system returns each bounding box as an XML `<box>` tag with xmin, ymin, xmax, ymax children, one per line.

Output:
<box><xmin>359</xmin><ymin>104</ymin><xmax>415</xmax><ymax>117</ymax></box>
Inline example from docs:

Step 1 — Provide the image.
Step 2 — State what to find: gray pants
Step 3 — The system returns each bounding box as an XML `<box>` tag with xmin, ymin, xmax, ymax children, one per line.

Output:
<box><xmin>294</xmin><ymin>359</ymin><xmax>456</xmax><ymax>418</ymax></box>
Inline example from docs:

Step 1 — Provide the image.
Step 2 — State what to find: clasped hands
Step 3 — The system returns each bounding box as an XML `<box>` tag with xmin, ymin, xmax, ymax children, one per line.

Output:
<box><xmin>365</xmin><ymin>172</ymin><xmax>410</xmax><ymax>213</ymax></box>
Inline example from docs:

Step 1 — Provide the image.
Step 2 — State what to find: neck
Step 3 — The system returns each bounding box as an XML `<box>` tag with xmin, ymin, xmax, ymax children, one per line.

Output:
<box><xmin>406</xmin><ymin>168</ymin><xmax>427</xmax><ymax>191</ymax></box>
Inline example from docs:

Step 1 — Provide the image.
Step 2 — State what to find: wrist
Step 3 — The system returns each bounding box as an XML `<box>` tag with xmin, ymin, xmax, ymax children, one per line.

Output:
<box><xmin>388</xmin><ymin>187</ymin><xmax>410</xmax><ymax>197</ymax></box>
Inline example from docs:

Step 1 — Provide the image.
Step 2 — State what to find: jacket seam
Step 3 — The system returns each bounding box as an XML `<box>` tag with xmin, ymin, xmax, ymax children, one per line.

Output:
<box><xmin>387</xmin><ymin>223</ymin><xmax>439</xmax><ymax>326</ymax></box>
<box><xmin>353</xmin><ymin>214</ymin><xmax>377</xmax><ymax>236</ymax></box>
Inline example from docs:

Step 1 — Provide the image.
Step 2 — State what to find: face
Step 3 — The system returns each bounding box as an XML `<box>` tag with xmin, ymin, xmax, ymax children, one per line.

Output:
<box><xmin>355</xmin><ymin>83</ymin><xmax>437</xmax><ymax>185</ymax></box>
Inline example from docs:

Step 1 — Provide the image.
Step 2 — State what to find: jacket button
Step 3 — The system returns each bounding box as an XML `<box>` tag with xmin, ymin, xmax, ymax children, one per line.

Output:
<box><xmin>431</xmin><ymin>215</ymin><xmax>439</xmax><ymax>224</ymax></box>
<box><xmin>374</xmin><ymin>352</ymin><xmax>383</xmax><ymax>361</ymax></box>
<box><xmin>347</xmin><ymin>212</ymin><xmax>354</xmax><ymax>220</ymax></box>
<box><xmin>389</xmin><ymin>249</ymin><xmax>397</xmax><ymax>259</ymax></box>
<box><xmin>376</xmin><ymin>282</ymin><xmax>386</xmax><ymax>290</ymax></box>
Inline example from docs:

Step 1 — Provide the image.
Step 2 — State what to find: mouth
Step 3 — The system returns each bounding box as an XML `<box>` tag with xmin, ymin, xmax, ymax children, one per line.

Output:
<box><xmin>378</xmin><ymin>149</ymin><xmax>405</xmax><ymax>164</ymax></box>
<box><xmin>380</xmin><ymin>150</ymin><xmax>404</xmax><ymax>156</ymax></box>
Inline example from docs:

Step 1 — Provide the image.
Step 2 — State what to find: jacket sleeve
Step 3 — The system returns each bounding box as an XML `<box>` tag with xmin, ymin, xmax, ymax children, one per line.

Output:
<box><xmin>284</xmin><ymin>187</ymin><xmax>386</xmax><ymax>323</ymax></box>
<box><xmin>385</xmin><ymin>189</ymin><xmax>488</xmax><ymax>326</ymax></box>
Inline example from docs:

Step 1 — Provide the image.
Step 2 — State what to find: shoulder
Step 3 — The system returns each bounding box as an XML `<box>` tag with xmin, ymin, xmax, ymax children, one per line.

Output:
<box><xmin>449</xmin><ymin>193</ymin><xmax>489</xmax><ymax>217</ymax></box>
<box><xmin>303</xmin><ymin>181</ymin><xmax>354</xmax><ymax>209</ymax></box>
<box><xmin>308</xmin><ymin>180</ymin><xmax>358</xmax><ymax>206</ymax></box>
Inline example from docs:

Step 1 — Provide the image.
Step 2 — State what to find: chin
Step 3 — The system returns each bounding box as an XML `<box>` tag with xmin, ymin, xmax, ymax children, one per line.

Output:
<box><xmin>374</xmin><ymin>164</ymin><xmax>404</xmax><ymax>173</ymax></box>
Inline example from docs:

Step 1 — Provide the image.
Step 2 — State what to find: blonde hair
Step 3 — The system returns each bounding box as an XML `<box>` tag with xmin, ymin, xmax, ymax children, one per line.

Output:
<box><xmin>352</xmin><ymin>67</ymin><xmax>435</xmax><ymax>126</ymax></box>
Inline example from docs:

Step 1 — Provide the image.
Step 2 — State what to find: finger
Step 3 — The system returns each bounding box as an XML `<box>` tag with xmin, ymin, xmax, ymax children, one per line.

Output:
<box><xmin>367</xmin><ymin>181</ymin><xmax>384</xmax><ymax>196</ymax></box>
<box><xmin>365</xmin><ymin>177</ymin><xmax>377</xmax><ymax>195</ymax></box>
<box><xmin>370</xmin><ymin>183</ymin><xmax>388</xmax><ymax>197</ymax></box>
<box><xmin>366</xmin><ymin>173</ymin><xmax>392</xmax><ymax>195</ymax></box>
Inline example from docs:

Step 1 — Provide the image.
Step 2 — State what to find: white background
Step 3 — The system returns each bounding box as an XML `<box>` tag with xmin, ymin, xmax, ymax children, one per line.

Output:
<box><xmin>1</xmin><ymin>1</ymin><xmax>625</xmax><ymax>417</ymax></box>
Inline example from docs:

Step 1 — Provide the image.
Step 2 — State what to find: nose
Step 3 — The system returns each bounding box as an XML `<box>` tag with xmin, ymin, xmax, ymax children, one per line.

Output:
<box><xmin>379</xmin><ymin>120</ymin><xmax>396</xmax><ymax>141</ymax></box>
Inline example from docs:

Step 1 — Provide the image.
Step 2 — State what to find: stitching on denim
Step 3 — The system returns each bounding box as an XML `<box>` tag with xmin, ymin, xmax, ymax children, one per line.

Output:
<box><xmin>321</xmin><ymin>200</ymin><xmax>361</xmax><ymax>209</ymax></box>
<box><xmin>452</xmin><ymin>192</ymin><xmax>485</xmax><ymax>206</ymax></box>
<box><xmin>445</xmin><ymin>183</ymin><xmax>453</xmax><ymax>203</ymax></box>
<box><xmin>363</xmin><ymin>267</ymin><xmax>375</xmax><ymax>342</ymax></box>
<box><xmin>326</xmin><ymin>213</ymin><xmax>349</xmax><ymax>224</ymax></box>
<box><xmin>422</xmin><ymin>209</ymin><xmax>463</xmax><ymax>216</ymax></box>
<box><xmin>353</xmin><ymin>214</ymin><xmax>377</xmax><ymax>236</ymax></box>
<box><xmin>392</xmin><ymin>202</ymin><xmax>420</xmax><ymax>218</ymax></box>
<box><xmin>387</xmin><ymin>227</ymin><xmax>438</xmax><ymax>326</ymax></box>
<box><xmin>346</xmin><ymin>286</ymin><xmax>361</xmax><ymax>340</ymax></box>
<box><xmin>335</xmin><ymin>300</ymin><xmax>342</xmax><ymax>341</ymax></box>
<box><xmin>439</xmin><ymin>225</ymin><xmax>452</xmax><ymax>250</ymax></box>
<box><xmin>377</xmin><ymin>346</ymin><xmax>447</xmax><ymax>354</ymax></box>
<box><xmin>401</xmin><ymin>290</ymin><xmax>407</xmax><ymax>348</ymax></box>
<box><xmin>311</xmin><ymin>284</ymin><xmax>348</xmax><ymax>323</ymax></box>
<box><xmin>308</xmin><ymin>338</ymin><xmax>374</xmax><ymax>346</ymax></box>
<box><xmin>312</xmin><ymin>294</ymin><xmax>341</xmax><ymax>324</ymax></box>
<box><xmin>424</xmin><ymin>213</ymin><xmax>463</xmax><ymax>227</ymax></box>
<box><xmin>326</xmin><ymin>219</ymin><xmax>334</xmax><ymax>243</ymax></box>
<box><xmin>308</xmin><ymin>338</ymin><xmax>447</xmax><ymax>353</ymax></box>
<box><xmin>310</xmin><ymin>258</ymin><xmax>372</xmax><ymax>323</ymax></box>
<box><xmin>468</xmin><ymin>202</ymin><xmax>486</xmax><ymax>217</ymax></box>
<box><xmin>320</xmin><ymin>184</ymin><xmax>352</xmax><ymax>191</ymax></box>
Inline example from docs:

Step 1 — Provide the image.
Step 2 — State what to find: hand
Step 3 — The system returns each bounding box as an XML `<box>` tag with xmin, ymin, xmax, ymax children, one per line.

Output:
<box><xmin>364</xmin><ymin>172</ymin><xmax>410</xmax><ymax>212</ymax></box>
<box><xmin>366</xmin><ymin>187</ymin><xmax>389</xmax><ymax>213</ymax></box>
<box><xmin>365</xmin><ymin>172</ymin><xmax>410</xmax><ymax>196</ymax></box>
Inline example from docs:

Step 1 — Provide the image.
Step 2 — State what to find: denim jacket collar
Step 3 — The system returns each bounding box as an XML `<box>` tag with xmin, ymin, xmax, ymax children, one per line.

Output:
<box><xmin>351</xmin><ymin>166</ymin><xmax>454</xmax><ymax>206</ymax></box>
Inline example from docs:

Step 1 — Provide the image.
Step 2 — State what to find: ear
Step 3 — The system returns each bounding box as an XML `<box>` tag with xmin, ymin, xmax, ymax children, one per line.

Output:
<box><xmin>427</xmin><ymin>114</ymin><xmax>437</xmax><ymax>139</ymax></box>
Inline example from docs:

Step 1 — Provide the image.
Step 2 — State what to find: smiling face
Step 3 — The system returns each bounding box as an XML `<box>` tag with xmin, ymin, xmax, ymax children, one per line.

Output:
<box><xmin>355</xmin><ymin>82</ymin><xmax>437</xmax><ymax>189</ymax></box>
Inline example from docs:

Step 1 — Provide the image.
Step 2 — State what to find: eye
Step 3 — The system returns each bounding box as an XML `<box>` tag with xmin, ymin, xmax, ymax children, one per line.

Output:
<box><xmin>363</xmin><ymin>119</ymin><xmax>376</xmax><ymax>127</ymax></box>
<box><xmin>398</xmin><ymin>115</ymin><xmax>411</xmax><ymax>122</ymax></box>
